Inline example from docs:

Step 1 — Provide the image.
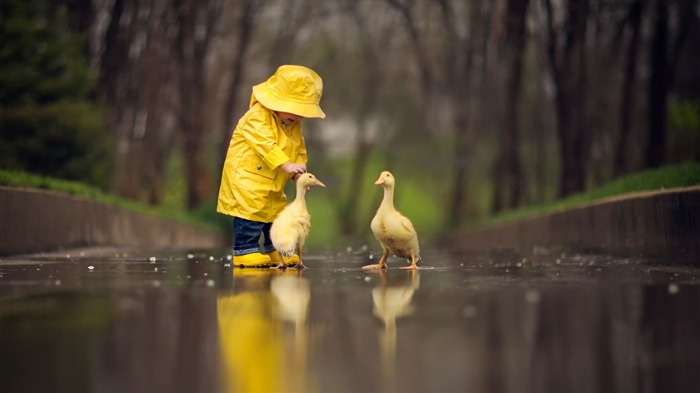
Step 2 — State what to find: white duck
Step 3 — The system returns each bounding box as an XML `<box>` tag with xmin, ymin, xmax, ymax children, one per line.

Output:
<box><xmin>270</xmin><ymin>173</ymin><xmax>325</xmax><ymax>269</ymax></box>
<box><xmin>363</xmin><ymin>171</ymin><xmax>421</xmax><ymax>270</ymax></box>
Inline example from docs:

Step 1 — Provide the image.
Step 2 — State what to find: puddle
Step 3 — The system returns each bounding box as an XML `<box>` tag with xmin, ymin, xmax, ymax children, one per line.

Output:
<box><xmin>1</xmin><ymin>247</ymin><xmax>699</xmax><ymax>392</ymax></box>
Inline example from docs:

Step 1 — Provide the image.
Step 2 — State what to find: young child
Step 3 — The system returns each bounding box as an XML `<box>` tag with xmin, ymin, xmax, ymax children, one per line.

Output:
<box><xmin>217</xmin><ymin>65</ymin><xmax>325</xmax><ymax>267</ymax></box>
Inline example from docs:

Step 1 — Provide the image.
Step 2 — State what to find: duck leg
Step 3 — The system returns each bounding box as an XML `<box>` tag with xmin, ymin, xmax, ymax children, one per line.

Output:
<box><xmin>276</xmin><ymin>251</ymin><xmax>288</xmax><ymax>270</ymax></box>
<box><xmin>363</xmin><ymin>248</ymin><xmax>389</xmax><ymax>269</ymax></box>
<box><xmin>399</xmin><ymin>250</ymin><xmax>419</xmax><ymax>270</ymax></box>
<box><xmin>296</xmin><ymin>245</ymin><xmax>306</xmax><ymax>270</ymax></box>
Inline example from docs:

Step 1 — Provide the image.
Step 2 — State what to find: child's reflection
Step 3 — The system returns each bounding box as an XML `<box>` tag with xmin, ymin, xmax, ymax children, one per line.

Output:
<box><xmin>371</xmin><ymin>269</ymin><xmax>420</xmax><ymax>384</ymax></box>
<box><xmin>217</xmin><ymin>269</ymin><xmax>311</xmax><ymax>393</ymax></box>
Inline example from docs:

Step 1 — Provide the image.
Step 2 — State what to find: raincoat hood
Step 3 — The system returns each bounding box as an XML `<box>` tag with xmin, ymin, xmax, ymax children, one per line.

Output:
<box><xmin>252</xmin><ymin>65</ymin><xmax>325</xmax><ymax>119</ymax></box>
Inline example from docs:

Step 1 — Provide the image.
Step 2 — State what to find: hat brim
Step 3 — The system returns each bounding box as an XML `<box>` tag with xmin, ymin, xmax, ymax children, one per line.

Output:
<box><xmin>253</xmin><ymin>84</ymin><xmax>326</xmax><ymax>119</ymax></box>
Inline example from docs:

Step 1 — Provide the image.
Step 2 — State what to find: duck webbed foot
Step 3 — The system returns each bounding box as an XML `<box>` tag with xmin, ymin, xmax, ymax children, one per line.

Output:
<box><xmin>362</xmin><ymin>253</ymin><xmax>388</xmax><ymax>270</ymax></box>
<box><xmin>399</xmin><ymin>253</ymin><xmax>419</xmax><ymax>270</ymax></box>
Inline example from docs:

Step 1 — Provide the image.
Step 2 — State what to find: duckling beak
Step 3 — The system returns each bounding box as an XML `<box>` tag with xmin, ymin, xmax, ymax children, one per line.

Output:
<box><xmin>374</xmin><ymin>177</ymin><xmax>385</xmax><ymax>185</ymax></box>
<box><xmin>315</xmin><ymin>180</ymin><xmax>326</xmax><ymax>188</ymax></box>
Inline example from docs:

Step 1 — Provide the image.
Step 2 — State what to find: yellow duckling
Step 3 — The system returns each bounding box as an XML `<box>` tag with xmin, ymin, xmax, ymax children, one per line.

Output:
<box><xmin>270</xmin><ymin>173</ymin><xmax>325</xmax><ymax>269</ymax></box>
<box><xmin>363</xmin><ymin>171</ymin><xmax>421</xmax><ymax>270</ymax></box>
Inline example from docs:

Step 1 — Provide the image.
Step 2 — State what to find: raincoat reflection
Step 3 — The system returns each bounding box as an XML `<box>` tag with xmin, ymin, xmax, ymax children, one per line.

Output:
<box><xmin>217</xmin><ymin>269</ymin><xmax>313</xmax><ymax>393</ymax></box>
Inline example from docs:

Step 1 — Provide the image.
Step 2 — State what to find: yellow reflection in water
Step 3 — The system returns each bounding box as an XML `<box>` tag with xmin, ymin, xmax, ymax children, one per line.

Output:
<box><xmin>371</xmin><ymin>269</ymin><xmax>420</xmax><ymax>386</ymax></box>
<box><xmin>217</xmin><ymin>269</ymin><xmax>312</xmax><ymax>393</ymax></box>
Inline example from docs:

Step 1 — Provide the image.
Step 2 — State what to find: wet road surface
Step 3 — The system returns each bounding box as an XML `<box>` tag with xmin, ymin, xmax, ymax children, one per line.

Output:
<box><xmin>1</xmin><ymin>246</ymin><xmax>699</xmax><ymax>393</ymax></box>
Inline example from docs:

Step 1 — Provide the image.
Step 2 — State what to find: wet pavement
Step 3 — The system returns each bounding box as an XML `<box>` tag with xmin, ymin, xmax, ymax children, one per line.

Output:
<box><xmin>1</xmin><ymin>246</ymin><xmax>699</xmax><ymax>393</ymax></box>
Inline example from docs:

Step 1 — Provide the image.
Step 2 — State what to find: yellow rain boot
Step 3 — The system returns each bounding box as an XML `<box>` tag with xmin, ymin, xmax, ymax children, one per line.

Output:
<box><xmin>266</xmin><ymin>251</ymin><xmax>300</xmax><ymax>267</ymax></box>
<box><xmin>233</xmin><ymin>252</ymin><xmax>273</xmax><ymax>268</ymax></box>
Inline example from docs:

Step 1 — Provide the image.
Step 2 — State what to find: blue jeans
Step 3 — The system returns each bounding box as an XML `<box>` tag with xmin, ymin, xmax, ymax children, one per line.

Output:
<box><xmin>232</xmin><ymin>217</ymin><xmax>275</xmax><ymax>256</ymax></box>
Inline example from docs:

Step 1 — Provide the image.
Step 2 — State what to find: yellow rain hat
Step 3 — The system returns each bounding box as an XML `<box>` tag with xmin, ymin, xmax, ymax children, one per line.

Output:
<box><xmin>252</xmin><ymin>65</ymin><xmax>326</xmax><ymax>119</ymax></box>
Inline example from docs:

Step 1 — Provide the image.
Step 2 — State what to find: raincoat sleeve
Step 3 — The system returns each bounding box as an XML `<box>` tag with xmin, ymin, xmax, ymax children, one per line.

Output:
<box><xmin>240</xmin><ymin>111</ymin><xmax>290</xmax><ymax>170</ymax></box>
<box><xmin>295</xmin><ymin>135</ymin><xmax>308</xmax><ymax>165</ymax></box>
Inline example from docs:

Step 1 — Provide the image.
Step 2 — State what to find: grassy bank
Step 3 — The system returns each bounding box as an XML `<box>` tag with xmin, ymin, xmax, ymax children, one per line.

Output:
<box><xmin>0</xmin><ymin>170</ymin><xmax>219</xmax><ymax>231</ymax></box>
<box><xmin>476</xmin><ymin>161</ymin><xmax>700</xmax><ymax>227</ymax></box>
<box><xmin>3</xmin><ymin>161</ymin><xmax>698</xmax><ymax>249</ymax></box>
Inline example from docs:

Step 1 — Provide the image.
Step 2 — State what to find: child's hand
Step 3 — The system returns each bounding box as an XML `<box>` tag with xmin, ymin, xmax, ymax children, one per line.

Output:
<box><xmin>280</xmin><ymin>162</ymin><xmax>306</xmax><ymax>176</ymax></box>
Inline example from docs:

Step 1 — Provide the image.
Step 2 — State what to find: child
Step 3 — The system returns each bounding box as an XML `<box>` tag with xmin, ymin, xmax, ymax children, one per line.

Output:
<box><xmin>217</xmin><ymin>65</ymin><xmax>325</xmax><ymax>267</ymax></box>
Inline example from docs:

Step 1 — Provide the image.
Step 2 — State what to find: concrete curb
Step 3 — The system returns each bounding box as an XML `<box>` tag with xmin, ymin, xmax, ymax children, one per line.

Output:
<box><xmin>443</xmin><ymin>186</ymin><xmax>700</xmax><ymax>262</ymax></box>
<box><xmin>0</xmin><ymin>187</ymin><xmax>226</xmax><ymax>256</ymax></box>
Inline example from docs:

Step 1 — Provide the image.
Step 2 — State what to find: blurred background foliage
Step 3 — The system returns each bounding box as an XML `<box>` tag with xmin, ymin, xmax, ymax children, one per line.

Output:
<box><xmin>1</xmin><ymin>0</ymin><xmax>699</xmax><ymax>249</ymax></box>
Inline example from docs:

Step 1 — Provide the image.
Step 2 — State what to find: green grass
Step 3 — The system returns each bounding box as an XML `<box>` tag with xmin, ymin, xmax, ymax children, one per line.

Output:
<box><xmin>0</xmin><ymin>170</ymin><xmax>219</xmax><ymax>231</ymax></box>
<box><xmin>474</xmin><ymin>161</ymin><xmax>700</xmax><ymax>227</ymax></box>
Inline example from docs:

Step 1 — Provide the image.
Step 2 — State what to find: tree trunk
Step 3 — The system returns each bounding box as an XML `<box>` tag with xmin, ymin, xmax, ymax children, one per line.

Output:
<box><xmin>493</xmin><ymin>0</ymin><xmax>530</xmax><ymax>213</ymax></box>
<box><xmin>645</xmin><ymin>0</ymin><xmax>669</xmax><ymax>169</ymax></box>
<box><xmin>339</xmin><ymin>3</ymin><xmax>381</xmax><ymax>236</ymax></box>
<box><xmin>449</xmin><ymin>104</ymin><xmax>470</xmax><ymax>228</ymax></box>
<box><xmin>544</xmin><ymin>0</ymin><xmax>590</xmax><ymax>197</ymax></box>
<box><xmin>174</xmin><ymin>0</ymin><xmax>219</xmax><ymax>209</ymax></box>
<box><xmin>219</xmin><ymin>0</ymin><xmax>256</xmax><ymax>168</ymax></box>
<box><xmin>613</xmin><ymin>0</ymin><xmax>644</xmax><ymax>177</ymax></box>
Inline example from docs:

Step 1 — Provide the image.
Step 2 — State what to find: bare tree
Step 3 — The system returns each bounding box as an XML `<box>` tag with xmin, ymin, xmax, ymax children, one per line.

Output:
<box><xmin>492</xmin><ymin>0</ymin><xmax>530</xmax><ymax>212</ymax></box>
<box><xmin>438</xmin><ymin>0</ymin><xmax>481</xmax><ymax>227</ymax></box>
<box><xmin>645</xmin><ymin>0</ymin><xmax>696</xmax><ymax>169</ymax></box>
<box><xmin>140</xmin><ymin>0</ymin><xmax>178</xmax><ymax>205</ymax></box>
<box><xmin>613</xmin><ymin>0</ymin><xmax>645</xmax><ymax>177</ymax></box>
<box><xmin>174</xmin><ymin>0</ymin><xmax>221</xmax><ymax>209</ymax></box>
<box><xmin>543</xmin><ymin>0</ymin><xmax>591</xmax><ymax>197</ymax></box>
<box><xmin>336</xmin><ymin>1</ymin><xmax>387</xmax><ymax>236</ymax></box>
<box><xmin>218</xmin><ymin>0</ymin><xmax>258</xmax><ymax>168</ymax></box>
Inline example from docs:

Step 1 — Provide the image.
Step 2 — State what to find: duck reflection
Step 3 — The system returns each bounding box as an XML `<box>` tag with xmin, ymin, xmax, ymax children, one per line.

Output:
<box><xmin>216</xmin><ymin>269</ymin><xmax>312</xmax><ymax>393</ymax></box>
<box><xmin>371</xmin><ymin>269</ymin><xmax>420</xmax><ymax>384</ymax></box>
<box><xmin>271</xmin><ymin>273</ymin><xmax>310</xmax><ymax>391</ymax></box>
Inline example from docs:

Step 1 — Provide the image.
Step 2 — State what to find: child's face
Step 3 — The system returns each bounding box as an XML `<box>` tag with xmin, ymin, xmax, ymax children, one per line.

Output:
<box><xmin>277</xmin><ymin>111</ymin><xmax>304</xmax><ymax>125</ymax></box>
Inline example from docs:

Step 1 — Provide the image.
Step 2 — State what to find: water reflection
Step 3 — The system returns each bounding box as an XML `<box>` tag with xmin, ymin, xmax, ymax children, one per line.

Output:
<box><xmin>371</xmin><ymin>269</ymin><xmax>420</xmax><ymax>390</ymax></box>
<box><xmin>217</xmin><ymin>269</ymin><xmax>312</xmax><ymax>393</ymax></box>
<box><xmin>1</xmin><ymin>249</ymin><xmax>699</xmax><ymax>392</ymax></box>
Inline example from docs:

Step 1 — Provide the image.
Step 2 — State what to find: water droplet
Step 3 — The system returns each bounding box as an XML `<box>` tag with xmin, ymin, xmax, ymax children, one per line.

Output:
<box><xmin>54</xmin><ymin>280</ymin><xmax>61</xmax><ymax>286</ymax></box>
<box><xmin>154</xmin><ymin>267</ymin><xmax>158</xmax><ymax>272</ymax></box>
<box><xmin>364</xmin><ymin>276</ymin><xmax>371</xmax><ymax>282</ymax></box>
<box><xmin>555</xmin><ymin>259</ymin><xmax>561</xmax><ymax>265</ymax></box>
<box><xmin>88</xmin><ymin>266</ymin><xmax>95</xmax><ymax>270</ymax></box>
<box><xmin>209</xmin><ymin>256</ymin><xmax>214</xmax><ymax>261</ymax></box>
<box><xmin>346</xmin><ymin>246</ymin><xmax>353</xmax><ymax>253</ymax></box>
<box><xmin>187</xmin><ymin>254</ymin><xmax>195</xmax><ymax>259</ymax></box>
<box><xmin>463</xmin><ymin>306</ymin><xmax>477</xmax><ymax>318</ymax></box>
<box><xmin>226</xmin><ymin>255</ymin><xmax>232</xmax><ymax>261</ymax></box>
<box><xmin>149</xmin><ymin>257</ymin><xmax>157</xmax><ymax>263</ymax></box>
<box><xmin>668</xmin><ymin>283</ymin><xmax>680</xmax><ymax>294</ymax></box>
<box><xmin>525</xmin><ymin>290</ymin><xmax>540</xmax><ymax>303</ymax></box>
<box><xmin>207</xmin><ymin>279</ymin><xmax>215</xmax><ymax>287</ymax></box>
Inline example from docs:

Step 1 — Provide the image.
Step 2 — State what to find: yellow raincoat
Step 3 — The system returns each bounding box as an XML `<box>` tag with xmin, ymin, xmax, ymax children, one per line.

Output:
<box><xmin>216</xmin><ymin>96</ymin><xmax>308</xmax><ymax>222</ymax></box>
<box><xmin>217</xmin><ymin>65</ymin><xmax>324</xmax><ymax>223</ymax></box>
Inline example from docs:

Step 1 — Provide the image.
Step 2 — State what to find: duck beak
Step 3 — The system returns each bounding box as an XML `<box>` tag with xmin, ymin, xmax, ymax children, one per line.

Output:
<box><xmin>374</xmin><ymin>176</ymin><xmax>385</xmax><ymax>185</ymax></box>
<box><xmin>315</xmin><ymin>180</ymin><xmax>326</xmax><ymax>188</ymax></box>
